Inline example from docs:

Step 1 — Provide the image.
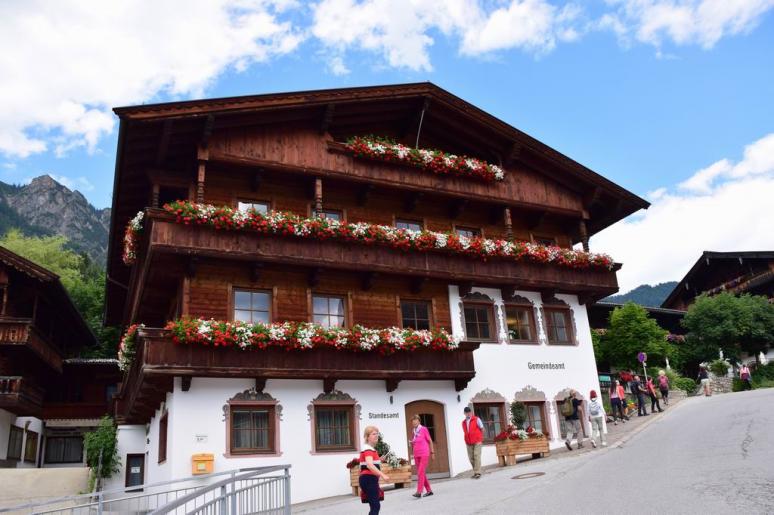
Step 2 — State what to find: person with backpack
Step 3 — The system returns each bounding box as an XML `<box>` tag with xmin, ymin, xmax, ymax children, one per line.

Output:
<box><xmin>562</xmin><ymin>389</ymin><xmax>584</xmax><ymax>450</ymax></box>
<box><xmin>630</xmin><ymin>375</ymin><xmax>648</xmax><ymax>416</ymax></box>
<box><xmin>587</xmin><ymin>390</ymin><xmax>607</xmax><ymax>448</ymax></box>
<box><xmin>657</xmin><ymin>370</ymin><xmax>670</xmax><ymax>405</ymax></box>
<box><xmin>698</xmin><ymin>366</ymin><xmax>711</xmax><ymax>396</ymax></box>
<box><xmin>646</xmin><ymin>377</ymin><xmax>663</xmax><ymax>413</ymax></box>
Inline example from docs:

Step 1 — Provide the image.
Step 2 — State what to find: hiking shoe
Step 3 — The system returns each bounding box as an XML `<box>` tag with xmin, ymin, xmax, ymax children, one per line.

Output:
<box><xmin>565</xmin><ymin>441</ymin><xmax>572</xmax><ymax>451</ymax></box>
<box><xmin>413</xmin><ymin>493</ymin><xmax>422</xmax><ymax>498</ymax></box>
<box><xmin>423</xmin><ymin>492</ymin><xmax>434</xmax><ymax>497</ymax></box>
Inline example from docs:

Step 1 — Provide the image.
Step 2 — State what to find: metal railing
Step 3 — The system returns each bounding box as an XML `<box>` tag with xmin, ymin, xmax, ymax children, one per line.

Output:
<box><xmin>0</xmin><ymin>465</ymin><xmax>291</xmax><ymax>515</ymax></box>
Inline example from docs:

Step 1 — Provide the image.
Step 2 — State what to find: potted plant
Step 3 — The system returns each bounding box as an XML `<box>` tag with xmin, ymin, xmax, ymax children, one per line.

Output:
<box><xmin>347</xmin><ymin>435</ymin><xmax>412</xmax><ymax>496</ymax></box>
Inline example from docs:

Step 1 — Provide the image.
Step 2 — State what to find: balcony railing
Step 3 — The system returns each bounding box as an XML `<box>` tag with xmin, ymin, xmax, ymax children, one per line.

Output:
<box><xmin>115</xmin><ymin>327</ymin><xmax>479</xmax><ymax>424</ymax></box>
<box><xmin>0</xmin><ymin>318</ymin><xmax>64</xmax><ymax>372</ymax></box>
<box><xmin>0</xmin><ymin>376</ymin><xmax>45</xmax><ymax>416</ymax></box>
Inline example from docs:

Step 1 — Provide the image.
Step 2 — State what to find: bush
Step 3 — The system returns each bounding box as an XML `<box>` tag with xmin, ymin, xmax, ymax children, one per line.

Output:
<box><xmin>732</xmin><ymin>378</ymin><xmax>745</xmax><ymax>392</ymax></box>
<box><xmin>753</xmin><ymin>362</ymin><xmax>774</xmax><ymax>381</ymax></box>
<box><xmin>83</xmin><ymin>416</ymin><xmax>120</xmax><ymax>490</ymax></box>
<box><xmin>673</xmin><ymin>377</ymin><xmax>697</xmax><ymax>394</ymax></box>
<box><xmin>709</xmin><ymin>359</ymin><xmax>730</xmax><ymax>377</ymax></box>
<box><xmin>510</xmin><ymin>402</ymin><xmax>527</xmax><ymax>428</ymax></box>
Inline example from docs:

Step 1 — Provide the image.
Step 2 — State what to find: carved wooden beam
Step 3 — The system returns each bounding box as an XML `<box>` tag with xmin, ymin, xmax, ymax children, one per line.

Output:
<box><xmin>151</xmin><ymin>183</ymin><xmax>160</xmax><ymax>208</ymax></box>
<box><xmin>583</xmin><ymin>187</ymin><xmax>602</xmax><ymax>209</ymax></box>
<box><xmin>255</xmin><ymin>377</ymin><xmax>267</xmax><ymax>393</ymax></box>
<box><xmin>186</xmin><ymin>257</ymin><xmax>199</xmax><ymax>278</ymax></box>
<box><xmin>540</xmin><ymin>290</ymin><xmax>556</xmax><ymax>303</ymax></box>
<box><xmin>320</xmin><ymin>103</ymin><xmax>335</xmax><ymax>135</ymax></box>
<box><xmin>181</xmin><ymin>376</ymin><xmax>192</xmax><ymax>392</ymax></box>
<box><xmin>577</xmin><ymin>292</ymin><xmax>594</xmax><ymax>305</ymax></box>
<box><xmin>196</xmin><ymin>144</ymin><xmax>208</xmax><ymax>203</ymax></box>
<box><xmin>155</xmin><ymin>120</ymin><xmax>172</xmax><ymax>166</ymax></box>
<box><xmin>251</xmin><ymin>169</ymin><xmax>263</xmax><ymax>192</ymax></box>
<box><xmin>504</xmin><ymin>207</ymin><xmax>513</xmax><ymax>240</ymax></box>
<box><xmin>308</xmin><ymin>267</ymin><xmax>321</xmax><ymax>287</ymax></box>
<box><xmin>578</xmin><ymin>219</ymin><xmax>589</xmax><ymax>252</ymax></box>
<box><xmin>500</xmin><ymin>285</ymin><xmax>516</xmax><ymax>300</ymax></box>
<box><xmin>403</xmin><ymin>192</ymin><xmax>423</xmax><ymax>213</ymax></box>
<box><xmin>362</xmin><ymin>272</ymin><xmax>377</xmax><ymax>291</ymax></box>
<box><xmin>314</xmin><ymin>177</ymin><xmax>323</xmax><ymax>212</ymax></box>
<box><xmin>385</xmin><ymin>379</ymin><xmax>400</xmax><ymax>393</ymax></box>
<box><xmin>458</xmin><ymin>281</ymin><xmax>473</xmax><ymax>298</ymax></box>
<box><xmin>409</xmin><ymin>277</ymin><xmax>427</xmax><ymax>294</ymax></box>
<box><xmin>200</xmin><ymin>114</ymin><xmax>215</xmax><ymax>146</ymax></box>
<box><xmin>251</xmin><ymin>262</ymin><xmax>264</xmax><ymax>283</ymax></box>
<box><xmin>356</xmin><ymin>184</ymin><xmax>375</xmax><ymax>206</ymax></box>
<box><xmin>323</xmin><ymin>378</ymin><xmax>337</xmax><ymax>394</ymax></box>
<box><xmin>449</xmin><ymin>199</ymin><xmax>468</xmax><ymax>219</ymax></box>
<box><xmin>455</xmin><ymin>378</ymin><xmax>471</xmax><ymax>392</ymax></box>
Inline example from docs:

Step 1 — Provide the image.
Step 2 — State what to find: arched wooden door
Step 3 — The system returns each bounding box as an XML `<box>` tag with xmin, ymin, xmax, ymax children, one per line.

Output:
<box><xmin>405</xmin><ymin>400</ymin><xmax>450</xmax><ymax>478</ymax></box>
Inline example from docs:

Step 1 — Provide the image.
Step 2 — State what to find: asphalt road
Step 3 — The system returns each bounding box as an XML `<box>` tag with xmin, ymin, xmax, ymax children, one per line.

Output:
<box><xmin>300</xmin><ymin>388</ymin><xmax>774</xmax><ymax>514</ymax></box>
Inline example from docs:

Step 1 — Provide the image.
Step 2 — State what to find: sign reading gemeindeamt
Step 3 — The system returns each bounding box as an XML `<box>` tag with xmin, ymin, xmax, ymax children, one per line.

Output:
<box><xmin>527</xmin><ymin>362</ymin><xmax>566</xmax><ymax>370</ymax></box>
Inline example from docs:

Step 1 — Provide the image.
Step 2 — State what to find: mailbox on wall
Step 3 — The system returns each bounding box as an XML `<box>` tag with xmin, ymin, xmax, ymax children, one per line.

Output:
<box><xmin>191</xmin><ymin>453</ymin><xmax>214</xmax><ymax>475</ymax></box>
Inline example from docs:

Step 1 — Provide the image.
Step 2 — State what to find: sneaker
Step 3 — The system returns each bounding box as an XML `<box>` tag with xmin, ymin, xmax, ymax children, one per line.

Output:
<box><xmin>413</xmin><ymin>493</ymin><xmax>422</xmax><ymax>498</ymax></box>
<box><xmin>473</xmin><ymin>473</ymin><xmax>482</xmax><ymax>479</ymax></box>
<box><xmin>423</xmin><ymin>492</ymin><xmax>434</xmax><ymax>497</ymax></box>
<box><xmin>591</xmin><ymin>440</ymin><xmax>597</xmax><ymax>448</ymax></box>
<box><xmin>614</xmin><ymin>421</ymin><xmax>618</xmax><ymax>426</ymax></box>
<box><xmin>565</xmin><ymin>441</ymin><xmax>572</xmax><ymax>451</ymax></box>
<box><xmin>602</xmin><ymin>442</ymin><xmax>607</xmax><ymax>447</ymax></box>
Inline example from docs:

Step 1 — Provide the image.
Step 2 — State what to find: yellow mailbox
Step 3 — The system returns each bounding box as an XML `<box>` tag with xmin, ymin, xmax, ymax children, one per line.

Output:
<box><xmin>191</xmin><ymin>453</ymin><xmax>214</xmax><ymax>475</ymax></box>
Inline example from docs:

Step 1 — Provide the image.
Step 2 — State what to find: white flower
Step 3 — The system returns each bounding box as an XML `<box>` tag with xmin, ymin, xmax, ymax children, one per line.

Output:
<box><xmin>197</xmin><ymin>320</ymin><xmax>212</xmax><ymax>336</ymax></box>
<box><xmin>434</xmin><ymin>233</ymin><xmax>447</xmax><ymax>248</ymax></box>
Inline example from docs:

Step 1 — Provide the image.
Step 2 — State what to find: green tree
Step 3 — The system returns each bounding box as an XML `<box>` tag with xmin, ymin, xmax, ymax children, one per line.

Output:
<box><xmin>599</xmin><ymin>302</ymin><xmax>673</xmax><ymax>370</ymax></box>
<box><xmin>83</xmin><ymin>416</ymin><xmax>120</xmax><ymax>490</ymax></box>
<box><xmin>0</xmin><ymin>231</ymin><xmax>119</xmax><ymax>357</ymax></box>
<box><xmin>683</xmin><ymin>292</ymin><xmax>774</xmax><ymax>364</ymax></box>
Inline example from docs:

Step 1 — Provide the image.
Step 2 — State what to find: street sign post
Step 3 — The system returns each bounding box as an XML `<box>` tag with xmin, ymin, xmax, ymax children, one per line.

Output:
<box><xmin>638</xmin><ymin>352</ymin><xmax>648</xmax><ymax>381</ymax></box>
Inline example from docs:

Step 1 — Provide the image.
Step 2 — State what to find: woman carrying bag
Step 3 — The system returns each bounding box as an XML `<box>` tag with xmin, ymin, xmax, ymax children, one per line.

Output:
<box><xmin>359</xmin><ymin>426</ymin><xmax>390</xmax><ymax>515</ymax></box>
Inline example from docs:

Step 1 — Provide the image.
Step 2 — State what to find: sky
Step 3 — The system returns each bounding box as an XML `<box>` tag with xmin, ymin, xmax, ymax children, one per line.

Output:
<box><xmin>1</xmin><ymin>0</ymin><xmax>773</xmax><ymax>293</ymax></box>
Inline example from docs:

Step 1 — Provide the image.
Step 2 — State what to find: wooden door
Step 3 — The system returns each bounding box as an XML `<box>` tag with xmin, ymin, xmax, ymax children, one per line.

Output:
<box><xmin>405</xmin><ymin>400</ymin><xmax>449</xmax><ymax>478</ymax></box>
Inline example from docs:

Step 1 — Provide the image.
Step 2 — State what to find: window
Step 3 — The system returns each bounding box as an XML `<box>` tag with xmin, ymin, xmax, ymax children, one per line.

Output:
<box><xmin>24</xmin><ymin>430</ymin><xmax>38</xmax><ymax>463</ymax></box>
<box><xmin>473</xmin><ymin>403</ymin><xmax>505</xmax><ymax>443</ymax></box>
<box><xmin>45</xmin><ymin>437</ymin><xmax>83</xmax><ymax>464</ymax></box>
<box><xmin>312</xmin><ymin>209</ymin><xmax>343</xmax><ymax>221</ymax></box>
<box><xmin>401</xmin><ymin>301</ymin><xmax>431</xmax><ymax>330</ymax></box>
<box><xmin>158</xmin><ymin>412</ymin><xmax>168</xmax><ymax>464</ymax></box>
<box><xmin>505</xmin><ymin>305</ymin><xmax>536</xmax><ymax>343</ymax></box>
<box><xmin>524</xmin><ymin>402</ymin><xmax>547</xmax><ymax>436</ymax></box>
<box><xmin>7</xmin><ymin>426</ymin><xmax>23</xmax><ymax>460</ymax></box>
<box><xmin>455</xmin><ymin>226</ymin><xmax>481</xmax><ymax>239</ymax></box>
<box><xmin>314</xmin><ymin>406</ymin><xmax>354</xmax><ymax>451</ymax></box>
<box><xmin>395</xmin><ymin>219</ymin><xmax>423</xmax><ymax>232</ymax></box>
<box><xmin>233</xmin><ymin>289</ymin><xmax>271</xmax><ymax>324</ymax></box>
<box><xmin>545</xmin><ymin>309</ymin><xmax>572</xmax><ymax>344</ymax></box>
<box><xmin>312</xmin><ymin>295</ymin><xmax>345</xmax><ymax>328</ymax></box>
<box><xmin>237</xmin><ymin>200</ymin><xmax>270</xmax><ymax>214</ymax></box>
<box><xmin>230</xmin><ymin>406</ymin><xmax>275</xmax><ymax>454</ymax></box>
<box><xmin>463</xmin><ymin>303</ymin><xmax>495</xmax><ymax>341</ymax></box>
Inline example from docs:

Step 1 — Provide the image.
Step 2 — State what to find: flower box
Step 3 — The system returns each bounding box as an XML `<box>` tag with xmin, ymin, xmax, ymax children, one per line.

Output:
<box><xmin>348</xmin><ymin>464</ymin><xmax>413</xmax><ymax>496</ymax></box>
<box><xmin>494</xmin><ymin>436</ymin><xmax>550</xmax><ymax>466</ymax></box>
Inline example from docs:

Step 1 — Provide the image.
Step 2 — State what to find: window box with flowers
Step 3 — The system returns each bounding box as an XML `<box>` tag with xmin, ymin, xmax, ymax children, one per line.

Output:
<box><xmin>345</xmin><ymin>435</ymin><xmax>412</xmax><ymax>496</ymax></box>
<box><xmin>493</xmin><ymin>401</ymin><xmax>550</xmax><ymax>466</ymax></box>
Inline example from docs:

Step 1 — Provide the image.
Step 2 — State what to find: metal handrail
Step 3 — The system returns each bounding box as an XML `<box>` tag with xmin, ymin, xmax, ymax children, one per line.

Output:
<box><xmin>0</xmin><ymin>465</ymin><xmax>286</xmax><ymax>513</ymax></box>
<box><xmin>150</xmin><ymin>466</ymin><xmax>289</xmax><ymax>514</ymax></box>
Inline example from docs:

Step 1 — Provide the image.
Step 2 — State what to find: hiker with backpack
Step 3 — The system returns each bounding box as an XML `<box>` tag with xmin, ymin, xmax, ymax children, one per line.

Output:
<box><xmin>657</xmin><ymin>370</ymin><xmax>670</xmax><ymax>405</ymax></box>
<box><xmin>587</xmin><ymin>390</ymin><xmax>606</xmax><ymax>448</ymax></box>
<box><xmin>562</xmin><ymin>389</ymin><xmax>584</xmax><ymax>450</ymax></box>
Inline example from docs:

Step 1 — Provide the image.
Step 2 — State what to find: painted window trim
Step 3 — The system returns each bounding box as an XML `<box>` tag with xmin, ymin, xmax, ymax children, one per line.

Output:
<box><xmin>503</xmin><ymin>301</ymin><xmax>540</xmax><ymax>345</ymax></box>
<box><xmin>158</xmin><ymin>411</ymin><xmax>168</xmax><ymax>464</ymax></box>
<box><xmin>461</xmin><ymin>300</ymin><xmax>498</xmax><ymax>343</ymax></box>
<box><xmin>308</xmin><ymin>393</ymin><xmax>361</xmax><ymax>455</ymax></box>
<box><xmin>542</xmin><ymin>307</ymin><xmax>575</xmax><ymax>345</ymax></box>
<box><xmin>231</xmin><ymin>287</ymin><xmax>274</xmax><ymax>324</ymax></box>
<box><xmin>472</xmin><ymin>401</ymin><xmax>507</xmax><ymax>445</ymax></box>
<box><xmin>225</xmin><ymin>401</ymin><xmax>282</xmax><ymax>458</ymax></box>
<box><xmin>398</xmin><ymin>298</ymin><xmax>433</xmax><ymax>331</ymax></box>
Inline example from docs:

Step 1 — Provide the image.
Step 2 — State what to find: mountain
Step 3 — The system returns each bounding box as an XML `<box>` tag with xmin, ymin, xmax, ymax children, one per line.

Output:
<box><xmin>0</xmin><ymin>175</ymin><xmax>110</xmax><ymax>264</ymax></box>
<box><xmin>604</xmin><ymin>282</ymin><xmax>679</xmax><ymax>307</ymax></box>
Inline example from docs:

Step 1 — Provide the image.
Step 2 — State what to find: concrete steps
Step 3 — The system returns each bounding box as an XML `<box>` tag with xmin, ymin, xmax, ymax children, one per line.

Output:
<box><xmin>0</xmin><ymin>467</ymin><xmax>89</xmax><ymax>510</ymax></box>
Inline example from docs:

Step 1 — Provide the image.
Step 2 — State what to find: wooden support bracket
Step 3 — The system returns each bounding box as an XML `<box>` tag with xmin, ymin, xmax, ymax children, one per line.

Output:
<box><xmin>455</xmin><ymin>378</ymin><xmax>471</xmax><ymax>392</ymax></box>
<box><xmin>449</xmin><ymin>199</ymin><xmax>468</xmax><ymax>219</ymax></box>
<box><xmin>251</xmin><ymin>169</ymin><xmax>263</xmax><ymax>192</ymax></box>
<box><xmin>308</xmin><ymin>267</ymin><xmax>321</xmax><ymax>287</ymax></box>
<box><xmin>356</xmin><ymin>184</ymin><xmax>375</xmax><ymax>206</ymax></box>
<box><xmin>323</xmin><ymin>378</ymin><xmax>337</xmax><ymax>394</ymax></box>
<box><xmin>403</xmin><ymin>192</ymin><xmax>423</xmax><ymax>213</ymax></box>
<box><xmin>186</xmin><ymin>257</ymin><xmax>199</xmax><ymax>278</ymax></box>
<box><xmin>410</xmin><ymin>277</ymin><xmax>427</xmax><ymax>295</ymax></box>
<box><xmin>362</xmin><ymin>272</ymin><xmax>377</xmax><ymax>291</ymax></box>
<box><xmin>181</xmin><ymin>377</ymin><xmax>192</xmax><ymax>392</ymax></box>
<box><xmin>385</xmin><ymin>379</ymin><xmax>400</xmax><ymax>393</ymax></box>
<box><xmin>458</xmin><ymin>281</ymin><xmax>473</xmax><ymax>298</ymax></box>
<box><xmin>251</xmin><ymin>262</ymin><xmax>264</xmax><ymax>283</ymax></box>
<box><xmin>255</xmin><ymin>377</ymin><xmax>267</xmax><ymax>393</ymax></box>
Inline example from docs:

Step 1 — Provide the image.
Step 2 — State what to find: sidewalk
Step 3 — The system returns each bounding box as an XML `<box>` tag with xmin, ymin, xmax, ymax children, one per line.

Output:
<box><xmin>294</xmin><ymin>394</ymin><xmax>687</xmax><ymax>513</ymax></box>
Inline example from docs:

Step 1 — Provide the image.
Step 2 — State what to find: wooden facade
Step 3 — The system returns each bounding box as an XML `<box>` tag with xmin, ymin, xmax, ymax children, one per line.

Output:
<box><xmin>108</xmin><ymin>83</ymin><xmax>648</xmax><ymax>425</ymax></box>
<box><xmin>0</xmin><ymin>247</ymin><xmax>120</xmax><ymax>420</ymax></box>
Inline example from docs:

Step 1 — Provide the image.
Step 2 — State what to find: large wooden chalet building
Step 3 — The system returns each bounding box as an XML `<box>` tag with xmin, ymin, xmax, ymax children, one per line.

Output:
<box><xmin>104</xmin><ymin>83</ymin><xmax>648</xmax><ymax>500</ymax></box>
<box><xmin>0</xmin><ymin>247</ymin><xmax>120</xmax><ymax>469</ymax></box>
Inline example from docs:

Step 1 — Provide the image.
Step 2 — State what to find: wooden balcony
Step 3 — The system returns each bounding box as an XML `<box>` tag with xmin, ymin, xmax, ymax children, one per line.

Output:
<box><xmin>42</xmin><ymin>403</ymin><xmax>111</xmax><ymax>420</ymax></box>
<box><xmin>115</xmin><ymin>327</ymin><xmax>479</xmax><ymax>424</ymax></box>
<box><xmin>0</xmin><ymin>376</ymin><xmax>45</xmax><ymax>416</ymax></box>
<box><xmin>0</xmin><ymin>318</ymin><xmax>63</xmax><ymax>372</ymax></box>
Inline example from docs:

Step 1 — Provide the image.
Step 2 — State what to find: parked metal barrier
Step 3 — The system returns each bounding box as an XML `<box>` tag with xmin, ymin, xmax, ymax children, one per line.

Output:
<box><xmin>0</xmin><ymin>465</ymin><xmax>291</xmax><ymax>515</ymax></box>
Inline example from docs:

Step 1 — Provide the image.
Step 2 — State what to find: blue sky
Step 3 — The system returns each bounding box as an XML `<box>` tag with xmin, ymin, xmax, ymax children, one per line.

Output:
<box><xmin>1</xmin><ymin>0</ymin><xmax>773</xmax><ymax>291</ymax></box>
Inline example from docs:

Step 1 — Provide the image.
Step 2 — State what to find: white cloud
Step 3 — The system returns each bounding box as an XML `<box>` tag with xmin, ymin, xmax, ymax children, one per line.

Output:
<box><xmin>311</xmin><ymin>0</ymin><xmax>584</xmax><ymax>72</ymax></box>
<box><xmin>0</xmin><ymin>0</ymin><xmax>304</xmax><ymax>158</ymax></box>
<box><xmin>327</xmin><ymin>55</ymin><xmax>351</xmax><ymax>76</ymax></box>
<box><xmin>602</xmin><ymin>0</ymin><xmax>774</xmax><ymax>49</ymax></box>
<box><xmin>593</xmin><ymin>132</ymin><xmax>774</xmax><ymax>294</ymax></box>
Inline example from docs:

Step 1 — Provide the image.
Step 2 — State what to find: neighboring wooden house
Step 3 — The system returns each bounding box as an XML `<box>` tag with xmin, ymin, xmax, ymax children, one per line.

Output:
<box><xmin>105</xmin><ymin>83</ymin><xmax>648</xmax><ymax>499</ymax></box>
<box><xmin>0</xmin><ymin>246</ymin><xmax>120</xmax><ymax>468</ymax></box>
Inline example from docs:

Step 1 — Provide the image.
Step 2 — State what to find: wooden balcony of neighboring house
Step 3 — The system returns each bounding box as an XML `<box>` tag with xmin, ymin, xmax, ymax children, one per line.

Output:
<box><xmin>124</xmin><ymin>209</ymin><xmax>620</xmax><ymax>323</ymax></box>
<box><xmin>0</xmin><ymin>317</ymin><xmax>63</xmax><ymax>372</ymax></box>
<box><xmin>114</xmin><ymin>327</ymin><xmax>480</xmax><ymax>424</ymax></box>
<box><xmin>42</xmin><ymin>402</ymin><xmax>112</xmax><ymax>421</ymax></box>
<box><xmin>0</xmin><ymin>376</ymin><xmax>45</xmax><ymax>416</ymax></box>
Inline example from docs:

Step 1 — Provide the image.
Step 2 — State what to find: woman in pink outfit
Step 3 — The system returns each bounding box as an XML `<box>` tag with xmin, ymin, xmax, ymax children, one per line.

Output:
<box><xmin>410</xmin><ymin>414</ymin><xmax>434</xmax><ymax>498</ymax></box>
